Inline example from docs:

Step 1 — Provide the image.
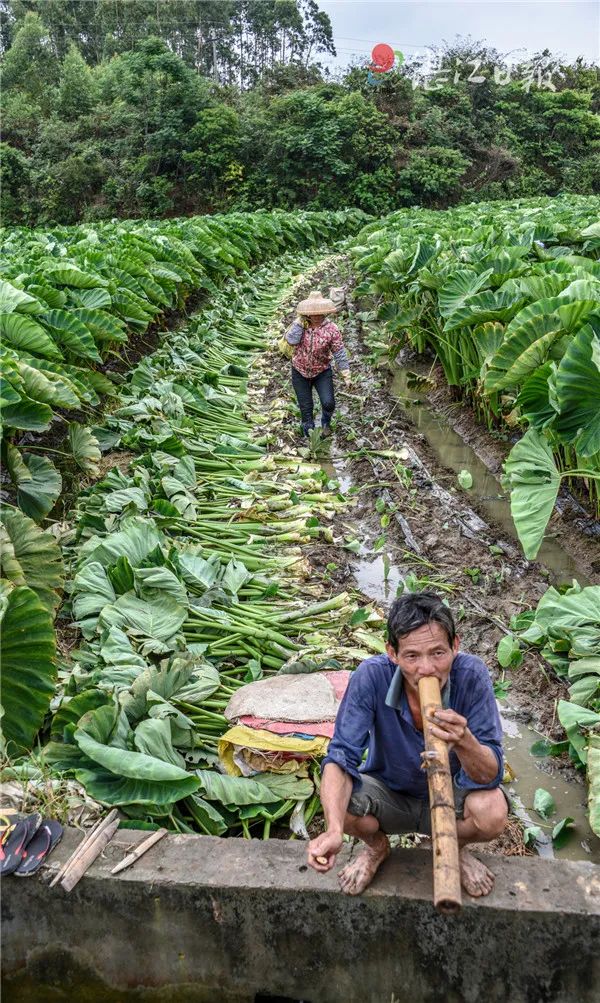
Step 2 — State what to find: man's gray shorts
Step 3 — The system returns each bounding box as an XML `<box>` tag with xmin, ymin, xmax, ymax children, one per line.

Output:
<box><xmin>347</xmin><ymin>773</ymin><xmax>510</xmax><ymax>836</ymax></box>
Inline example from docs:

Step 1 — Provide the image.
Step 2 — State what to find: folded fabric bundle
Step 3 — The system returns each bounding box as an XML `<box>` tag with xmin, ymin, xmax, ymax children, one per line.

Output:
<box><xmin>218</xmin><ymin>725</ymin><xmax>330</xmax><ymax>777</ymax></box>
<box><xmin>220</xmin><ymin>670</ymin><xmax>351</xmax><ymax>777</ymax></box>
<box><xmin>224</xmin><ymin>670</ymin><xmax>351</xmax><ymax>724</ymax></box>
<box><xmin>237</xmin><ymin>716</ymin><xmax>335</xmax><ymax>738</ymax></box>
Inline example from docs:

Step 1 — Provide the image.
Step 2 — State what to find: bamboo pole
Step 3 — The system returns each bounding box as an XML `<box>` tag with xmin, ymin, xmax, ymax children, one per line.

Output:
<box><xmin>48</xmin><ymin>811</ymin><xmax>113</xmax><ymax>888</ymax></box>
<box><xmin>61</xmin><ymin>817</ymin><xmax>121</xmax><ymax>893</ymax></box>
<box><xmin>49</xmin><ymin>809</ymin><xmax>120</xmax><ymax>892</ymax></box>
<box><xmin>111</xmin><ymin>828</ymin><xmax>168</xmax><ymax>875</ymax></box>
<box><xmin>418</xmin><ymin>676</ymin><xmax>462</xmax><ymax>914</ymax></box>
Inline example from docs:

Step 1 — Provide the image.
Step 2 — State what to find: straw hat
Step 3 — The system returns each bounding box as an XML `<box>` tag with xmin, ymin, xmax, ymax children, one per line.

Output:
<box><xmin>296</xmin><ymin>290</ymin><xmax>338</xmax><ymax>316</ymax></box>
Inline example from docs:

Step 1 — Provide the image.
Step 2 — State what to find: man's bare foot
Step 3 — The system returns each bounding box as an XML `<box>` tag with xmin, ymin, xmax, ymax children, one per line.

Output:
<box><xmin>459</xmin><ymin>847</ymin><xmax>495</xmax><ymax>897</ymax></box>
<box><xmin>338</xmin><ymin>833</ymin><xmax>390</xmax><ymax>895</ymax></box>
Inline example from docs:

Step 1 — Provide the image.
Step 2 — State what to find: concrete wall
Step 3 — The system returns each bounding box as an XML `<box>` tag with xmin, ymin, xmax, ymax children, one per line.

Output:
<box><xmin>2</xmin><ymin>828</ymin><xmax>600</xmax><ymax>1003</ymax></box>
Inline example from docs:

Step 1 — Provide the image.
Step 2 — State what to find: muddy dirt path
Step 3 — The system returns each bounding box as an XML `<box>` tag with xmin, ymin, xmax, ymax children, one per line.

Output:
<box><xmin>252</xmin><ymin>253</ymin><xmax>599</xmax><ymax>861</ymax></box>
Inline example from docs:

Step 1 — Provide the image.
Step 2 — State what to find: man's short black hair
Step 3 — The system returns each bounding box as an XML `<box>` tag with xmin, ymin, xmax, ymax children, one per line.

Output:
<box><xmin>387</xmin><ymin>591</ymin><xmax>456</xmax><ymax>651</ymax></box>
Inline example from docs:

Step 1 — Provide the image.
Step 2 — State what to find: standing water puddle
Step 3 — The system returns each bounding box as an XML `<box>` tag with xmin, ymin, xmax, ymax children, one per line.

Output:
<box><xmin>499</xmin><ymin>707</ymin><xmax>600</xmax><ymax>862</ymax></box>
<box><xmin>390</xmin><ymin>367</ymin><xmax>589</xmax><ymax>586</ymax></box>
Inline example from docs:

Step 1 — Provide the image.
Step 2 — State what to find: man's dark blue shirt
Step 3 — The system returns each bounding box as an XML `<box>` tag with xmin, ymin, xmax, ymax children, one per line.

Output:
<box><xmin>322</xmin><ymin>652</ymin><xmax>504</xmax><ymax>799</ymax></box>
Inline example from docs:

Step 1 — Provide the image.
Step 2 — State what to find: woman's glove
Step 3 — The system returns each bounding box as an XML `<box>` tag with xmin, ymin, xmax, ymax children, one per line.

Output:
<box><xmin>340</xmin><ymin>370</ymin><xmax>351</xmax><ymax>385</ymax></box>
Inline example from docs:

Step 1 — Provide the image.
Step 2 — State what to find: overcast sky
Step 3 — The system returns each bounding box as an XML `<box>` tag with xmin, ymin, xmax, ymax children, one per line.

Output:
<box><xmin>318</xmin><ymin>1</ymin><xmax>600</xmax><ymax>68</ymax></box>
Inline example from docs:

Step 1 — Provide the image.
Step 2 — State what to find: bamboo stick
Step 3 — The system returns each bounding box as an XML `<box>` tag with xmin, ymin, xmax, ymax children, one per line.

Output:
<box><xmin>49</xmin><ymin>809</ymin><xmax>119</xmax><ymax>891</ymax></box>
<box><xmin>61</xmin><ymin>817</ymin><xmax>121</xmax><ymax>893</ymax></box>
<box><xmin>48</xmin><ymin>810</ymin><xmax>115</xmax><ymax>888</ymax></box>
<box><xmin>418</xmin><ymin>676</ymin><xmax>462</xmax><ymax>915</ymax></box>
<box><xmin>111</xmin><ymin>828</ymin><xmax>168</xmax><ymax>875</ymax></box>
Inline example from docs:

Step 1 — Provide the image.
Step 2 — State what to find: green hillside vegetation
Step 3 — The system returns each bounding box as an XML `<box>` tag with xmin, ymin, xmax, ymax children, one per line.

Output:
<box><xmin>1</xmin><ymin>2</ymin><xmax>599</xmax><ymax>225</ymax></box>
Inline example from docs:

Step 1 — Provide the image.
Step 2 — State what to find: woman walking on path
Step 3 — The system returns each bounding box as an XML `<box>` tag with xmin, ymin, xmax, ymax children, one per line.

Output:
<box><xmin>285</xmin><ymin>290</ymin><xmax>350</xmax><ymax>437</ymax></box>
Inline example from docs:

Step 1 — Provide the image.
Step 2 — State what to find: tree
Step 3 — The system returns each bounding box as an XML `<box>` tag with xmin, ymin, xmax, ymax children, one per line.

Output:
<box><xmin>58</xmin><ymin>42</ymin><xmax>96</xmax><ymax>118</ymax></box>
<box><xmin>0</xmin><ymin>11</ymin><xmax>59</xmax><ymax>106</ymax></box>
<box><xmin>397</xmin><ymin>147</ymin><xmax>471</xmax><ymax>205</ymax></box>
<box><xmin>184</xmin><ymin>105</ymin><xmax>242</xmax><ymax>210</ymax></box>
<box><xmin>0</xmin><ymin>142</ymin><xmax>32</xmax><ymax>222</ymax></box>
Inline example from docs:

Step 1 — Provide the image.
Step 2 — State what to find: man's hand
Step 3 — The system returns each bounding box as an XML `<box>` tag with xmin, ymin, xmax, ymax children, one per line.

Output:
<box><xmin>308</xmin><ymin>829</ymin><xmax>343</xmax><ymax>872</ymax></box>
<box><xmin>340</xmin><ymin>370</ymin><xmax>351</xmax><ymax>385</ymax></box>
<box><xmin>426</xmin><ymin>708</ymin><xmax>468</xmax><ymax>750</ymax></box>
<box><xmin>426</xmin><ymin>709</ymin><xmax>500</xmax><ymax>784</ymax></box>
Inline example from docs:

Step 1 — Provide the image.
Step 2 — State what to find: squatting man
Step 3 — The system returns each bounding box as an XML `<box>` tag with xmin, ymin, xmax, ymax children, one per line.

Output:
<box><xmin>308</xmin><ymin>592</ymin><xmax>508</xmax><ymax>897</ymax></box>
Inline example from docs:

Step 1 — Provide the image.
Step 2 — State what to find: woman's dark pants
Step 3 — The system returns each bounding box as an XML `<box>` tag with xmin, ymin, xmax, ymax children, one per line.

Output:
<box><xmin>291</xmin><ymin>366</ymin><xmax>335</xmax><ymax>434</ymax></box>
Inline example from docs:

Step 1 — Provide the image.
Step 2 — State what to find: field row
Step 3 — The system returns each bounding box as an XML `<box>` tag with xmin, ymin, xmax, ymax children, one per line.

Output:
<box><xmin>1</xmin><ymin>253</ymin><xmax>386</xmax><ymax>837</ymax></box>
<box><xmin>351</xmin><ymin>195</ymin><xmax>600</xmax><ymax>556</ymax></box>
<box><xmin>0</xmin><ymin>209</ymin><xmax>367</xmax><ymax>521</ymax></box>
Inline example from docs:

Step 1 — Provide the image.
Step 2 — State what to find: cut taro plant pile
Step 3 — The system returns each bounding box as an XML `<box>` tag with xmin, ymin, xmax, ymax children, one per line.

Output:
<box><xmin>502</xmin><ymin>583</ymin><xmax>600</xmax><ymax>838</ymax></box>
<box><xmin>0</xmin><ymin>209</ymin><xmax>367</xmax><ymax>523</ymax></box>
<box><xmin>1</xmin><ymin>255</ymin><xmax>384</xmax><ymax>838</ymax></box>
<box><xmin>351</xmin><ymin>195</ymin><xmax>600</xmax><ymax>560</ymax></box>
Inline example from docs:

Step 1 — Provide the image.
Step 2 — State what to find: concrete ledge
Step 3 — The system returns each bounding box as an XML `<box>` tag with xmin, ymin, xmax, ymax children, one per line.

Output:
<box><xmin>2</xmin><ymin>828</ymin><xmax>600</xmax><ymax>1003</ymax></box>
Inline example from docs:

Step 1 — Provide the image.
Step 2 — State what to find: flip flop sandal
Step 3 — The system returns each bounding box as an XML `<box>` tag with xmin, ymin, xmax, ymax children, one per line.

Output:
<box><xmin>0</xmin><ymin>815</ymin><xmax>17</xmax><ymax>847</ymax></box>
<box><xmin>15</xmin><ymin>820</ymin><xmax>64</xmax><ymax>877</ymax></box>
<box><xmin>0</xmin><ymin>813</ymin><xmax>42</xmax><ymax>875</ymax></box>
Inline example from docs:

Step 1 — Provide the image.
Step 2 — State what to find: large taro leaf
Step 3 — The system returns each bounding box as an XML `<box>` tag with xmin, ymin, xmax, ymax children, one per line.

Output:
<box><xmin>588</xmin><ymin>735</ymin><xmax>600</xmax><ymax>838</ymax></box>
<box><xmin>252</xmin><ymin>773</ymin><xmax>315</xmax><ymax>801</ymax></box>
<box><xmin>146</xmin><ymin>694</ymin><xmax>197</xmax><ymax>749</ymax></box>
<box><xmin>485</xmin><ymin>310</ymin><xmax>563</xmax><ymax>393</ymax></box>
<box><xmin>15</xmin><ymin>454</ymin><xmax>62</xmax><ymax>521</ymax></box>
<box><xmin>569</xmin><ymin>676</ymin><xmax>600</xmax><ymax>707</ymax></box>
<box><xmin>68</xmin><ymin>422</ymin><xmax>101</xmax><ymax>475</ymax></box>
<box><xmin>185</xmin><ymin>793</ymin><xmax>228</xmax><ymax>835</ymax></box>
<box><xmin>79</xmin><ymin>517</ymin><xmax>163</xmax><ymax>570</ymax></box>
<box><xmin>502</xmin><ymin>429</ymin><xmax>560</xmax><ymax>560</ymax></box>
<box><xmin>0</xmin><ymin>583</ymin><xmax>56</xmax><ymax>754</ymax></box>
<box><xmin>0</xmin><ymin>279</ymin><xmax>43</xmax><ymax>314</ymax></box>
<box><xmin>70</xmin><ymin>307</ymin><xmax>126</xmax><ymax>344</ymax></box>
<box><xmin>484</xmin><ymin>298</ymin><xmax>598</xmax><ymax>393</ymax></box>
<box><xmin>222</xmin><ymin>558</ymin><xmax>252</xmax><ymax>596</ymax></box>
<box><xmin>195</xmin><ymin>769</ymin><xmax>280</xmax><ymax>806</ymax></box>
<box><xmin>534</xmin><ymin>585</ymin><xmax>600</xmax><ymax>631</ymax></box>
<box><xmin>133</xmin><ymin>717</ymin><xmax>186</xmax><ymax>768</ymax></box>
<box><xmin>173</xmin><ymin>659</ymin><xmax>221</xmax><ymax>706</ymax></box>
<box><xmin>121</xmin><ymin>654</ymin><xmax>198</xmax><ymax>722</ymax></box>
<box><xmin>51</xmin><ymin>688</ymin><xmax>114</xmax><ymax>738</ymax></box>
<box><xmin>515</xmin><ymin>362</ymin><xmax>559</xmax><ymax>430</ymax></box>
<box><xmin>5</xmin><ymin>443</ymin><xmax>31</xmax><ymax>487</ymax></box>
<box><xmin>69</xmin><ymin>287</ymin><xmax>112</xmax><ymax>310</ymax></box>
<box><xmin>0</xmin><ymin>313</ymin><xmax>61</xmax><ymax>359</ymax></box>
<box><xmin>0</xmin><ymin>506</ymin><xmax>64</xmax><ymax>612</ymax></box>
<box><xmin>42</xmin><ymin>264</ymin><xmax>108</xmax><ymax>289</ymax></box>
<box><xmin>74</xmin><ymin>702</ymin><xmax>200</xmax><ymax>806</ymax></box>
<box><xmin>42</xmin><ymin>309</ymin><xmax>102</xmax><ymax>363</ymax></box>
<box><xmin>72</xmin><ymin>561</ymin><xmax>116</xmax><ymax>638</ymax></box>
<box><xmin>134</xmin><ymin>566</ymin><xmax>188</xmax><ymax>605</ymax></box>
<box><xmin>97</xmin><ymin>592</ymin><xmax>187</xmax><ymax>655</ymax></box>
<box><xmin>557</xmin><ymin>700</ymin><xmax>600</xmax><ymax>765</ymax></box>
<box><xmin>0</xmin><ymin>394</ymin><xmax>53</xmax><ymax>432</ymax></box>
<box><xmin>74</xmin><ymin>765</ymin><xmax>200</xmax><ymax>808</ymax></box>
<box><xmin>555</xmin><ymin>320</ymin><xmax>600</xmax><ymax>457</ymax></box>
<box><xmin>176</xmin><ymin>552</ymin><xmax>221</xmax><ymax>593</ymax></box>
<box><xmin>443</xmin><ymin>288</ymin><xmax>524</xmax><ymax>332</ymax></box>
<box><xmin>437</xmin><ymin>268</ymin><xmax>493</xmax><ymax>319</ymax></box>
<box><xmin>98</xmin><ymin>626</ymin><xmax>148</xmax><ymax>686</ymax></box>
<box><xmin>17</xmin><ymin>360</ymin><xmax>80</xmax><ymax>409</ymax></box>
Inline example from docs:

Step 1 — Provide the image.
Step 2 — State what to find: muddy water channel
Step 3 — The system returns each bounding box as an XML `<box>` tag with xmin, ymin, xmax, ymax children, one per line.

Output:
<box><xmin>390</xmin><ymin>367</ymin><xmax>589</xmax><ymax>587</ymax></box>
<box><xmin>321</xmin><ymin>358</ymin><xmax>600</xmax><ymax>864</ymax></box>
